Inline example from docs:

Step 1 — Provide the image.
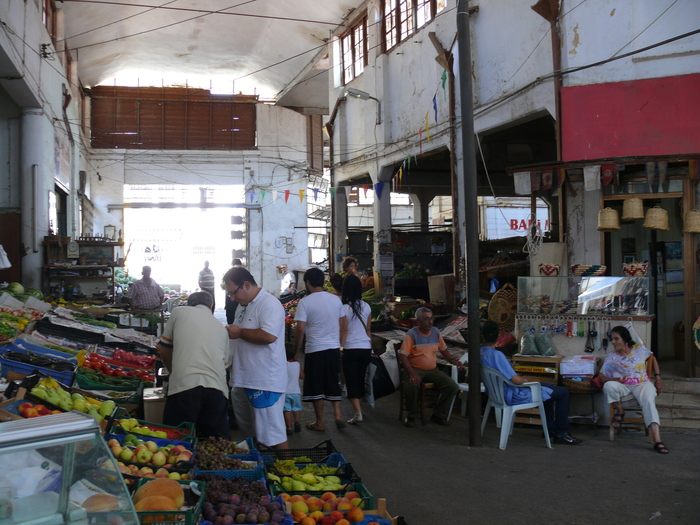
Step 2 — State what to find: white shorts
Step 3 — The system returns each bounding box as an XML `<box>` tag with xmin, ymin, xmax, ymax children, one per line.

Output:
<box><xmin>231</xmin><ymin>386</ymin><xmax>287</xmax><ymax>447</ymax></box>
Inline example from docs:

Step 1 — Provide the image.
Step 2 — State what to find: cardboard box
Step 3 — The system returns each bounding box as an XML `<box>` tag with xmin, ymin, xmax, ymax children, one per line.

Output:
<box><xmin>560</xmin><ymin>355</ymin><xmax>597</xmax><ymax>376</ymax></box>
<box><xmin>428</xmin><ymin>273</ymin><xmax>455</xmax><ymax>305</ymax></box>
<box><xmin>118</xmin><ymin>314</ymin><xmax>149</xmax><ymax>327</ymax></box>
<box><xmin>0</xmin><ymin>398</ymin><xmax>24</xmax><ymax>422</ymax></box>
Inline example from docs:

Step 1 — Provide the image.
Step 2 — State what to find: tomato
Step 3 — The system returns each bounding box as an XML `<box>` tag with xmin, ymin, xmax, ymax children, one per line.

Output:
<box><xmin>115</xmin><ymin>369</ymin><xmax>128</xmax><ymax>377</ymax></box>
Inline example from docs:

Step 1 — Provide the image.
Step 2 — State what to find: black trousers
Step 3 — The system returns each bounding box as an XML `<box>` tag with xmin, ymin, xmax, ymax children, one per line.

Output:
<box><xmin>163</xmin><ymin>386</ymin><xmax>230</xmax><ymax>439</ymax></box>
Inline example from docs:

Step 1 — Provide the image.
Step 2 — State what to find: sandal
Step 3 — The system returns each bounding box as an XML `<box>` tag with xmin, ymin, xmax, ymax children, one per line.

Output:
<box><xmin>305</xmin><ymin>422</ymin><xmax>325</xmax><ymax>432</ymax></box>
<box><xmin>653</xmin><ymin>442</ymin><xmax>670</xmax><ymax>454</ymax></box>
<box><xmin>612</xmin><ymin>411</ymin><xmax>625</xmax><ymax>428</ymax></box>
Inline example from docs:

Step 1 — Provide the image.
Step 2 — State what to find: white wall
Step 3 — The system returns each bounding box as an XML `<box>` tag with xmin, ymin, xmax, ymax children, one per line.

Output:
<box><xmin>87</xmin><ymin>103</ymin><xmax>311</xmax><ymax>296</ymax></box>
<box><xmin>0</xmin><ymin>1</ymin><xmax>84</xmax><ymax>288</ymax></box>
<box><xmin>560</xmin><ymin>0</ymin><xmax>700</xmax><ymax>86</ymax></box>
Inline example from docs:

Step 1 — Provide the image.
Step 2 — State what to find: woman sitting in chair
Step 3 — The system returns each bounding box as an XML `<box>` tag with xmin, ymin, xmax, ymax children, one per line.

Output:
<box><xmin>599</xmin><ymin>325</ymin><xmax>668</xmax><ymax>454</ymax></box>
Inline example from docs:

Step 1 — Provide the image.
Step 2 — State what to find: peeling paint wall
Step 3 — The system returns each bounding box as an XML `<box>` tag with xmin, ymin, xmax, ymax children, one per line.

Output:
<box><xmin>560</xmin><ymin>0</ymin><xmax>700</xmax><ymax>86</ymax></box>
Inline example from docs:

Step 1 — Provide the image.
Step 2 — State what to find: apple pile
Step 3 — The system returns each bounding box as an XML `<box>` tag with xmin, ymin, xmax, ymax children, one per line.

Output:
<box><xmin>16</xmin><ymin>401</ymin><xmax>62</xmax><ymax>418</ymax></box>
<box><xmin>280</xmin><ymin>492</ymin><xmax>368</xmax><ymax>525</ymax></box>
<box><xmin>107</xmin><ymin>435</ymin><xmax>193</xmax><ymax>481</ymax></box>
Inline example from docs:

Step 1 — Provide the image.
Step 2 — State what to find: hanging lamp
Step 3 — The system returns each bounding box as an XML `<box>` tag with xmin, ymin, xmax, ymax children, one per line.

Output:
<box><xmin>597</xmin><ymin>207</ymin><xmax>620</xmax><ymax>231</ymax></box>
<box><xmin>683</xmin><ymin>209</ymin><xmax>700</xmax><ymax>233</ymax></box>
<box><xmin>643</xmin><ymin>206</ymin><xmax>669</xmax><ymax>231</ymax></box>
<box><xmin>621</xmin><ymin>197</ymin><xmax>644</xmax><ymax>221</ymax></box>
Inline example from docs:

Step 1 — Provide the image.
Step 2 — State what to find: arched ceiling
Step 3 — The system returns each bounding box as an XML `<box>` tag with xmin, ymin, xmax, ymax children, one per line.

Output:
<box><xmin>62</xmin><ymin>0</ymin><xmax>359</xmax><ymax>109</ymax></box>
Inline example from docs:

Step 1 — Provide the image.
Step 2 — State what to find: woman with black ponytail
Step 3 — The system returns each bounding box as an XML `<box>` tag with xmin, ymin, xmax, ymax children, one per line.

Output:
<box><xmin>340</xmin><ymin>274</ymin><xmax>372</xmax><ymax>424</ymax></box>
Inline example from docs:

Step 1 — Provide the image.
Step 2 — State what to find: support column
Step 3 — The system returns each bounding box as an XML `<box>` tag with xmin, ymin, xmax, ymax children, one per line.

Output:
<box><xmin>21</xmin><ymin>109</ymin><xmax>48</xmax><ymax>289</ymax></box>
<box><xmin>409</xmin><ymin>190</ymin><xmax>431</xmax><ymax>230</ymax></box>
<box><xmin>334</xmin><ymin>187</ymin><xmax>349</xmax><ymax>272</ymax></box>
<box><xmin>374</xmin><ymin>168</ymin><xmax>393</xmax><ymax>294</ymax></box>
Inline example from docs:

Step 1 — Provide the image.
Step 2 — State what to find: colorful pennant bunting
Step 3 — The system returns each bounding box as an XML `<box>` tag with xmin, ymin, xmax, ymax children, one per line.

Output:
<box><xmin>375</xmin><ymin>182</ymin><xmax>384</xmax><ymax>200</ymax></box>
<box><xmin>299</xmin><ymin>189</ymin><xmax>305</xmax><ymax>202</ymax></box>
<box><xmin>313</xmin><ymin>188</ymin><xmax>319</xmax><ymax>201</ymax></box>
<box><xmin>284</xmin><ymin>190</ymin><xmax>290</xmax><ymax>203</ymax></box>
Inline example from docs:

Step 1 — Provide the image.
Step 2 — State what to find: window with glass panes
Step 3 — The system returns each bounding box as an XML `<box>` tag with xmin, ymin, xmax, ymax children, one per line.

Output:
<box><xmin>383</xmin><ymin>0</ymin><xmax>446</xmax><ymax>51</ymax></box>
<box><xmin>341</xmin><ymin>16</ymin><xmax>368</xmax><ymax>85</ymax></box>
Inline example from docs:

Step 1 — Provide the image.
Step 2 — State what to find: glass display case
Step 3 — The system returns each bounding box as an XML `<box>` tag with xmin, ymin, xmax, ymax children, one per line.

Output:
<box><xmin>0</xmin><ymin>412</ymin><xmax>138</xmax><ymax>525</ymax></box>
<box><xmin>517</xmin><ymin>276</ymin><xmax>653</xmax><ymax>317</ymax></box>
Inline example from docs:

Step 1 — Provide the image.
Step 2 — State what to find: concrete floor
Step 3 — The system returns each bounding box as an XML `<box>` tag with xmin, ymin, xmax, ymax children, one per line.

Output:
<box><xmin>231</xmin><ymin>390</ymin><xmax>700</xmax><ymax>524</ymax></box>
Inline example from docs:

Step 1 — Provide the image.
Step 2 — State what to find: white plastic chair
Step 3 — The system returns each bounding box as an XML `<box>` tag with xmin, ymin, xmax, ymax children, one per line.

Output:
<box><xmin>480</xmin><ymin>366</ymin><xmax>552</xmax><ymax>450</ymax></box>
<box><xmin>450</xmin><ymin>353</ymin><xmax>486</xmax><ymax>419</ymax></box>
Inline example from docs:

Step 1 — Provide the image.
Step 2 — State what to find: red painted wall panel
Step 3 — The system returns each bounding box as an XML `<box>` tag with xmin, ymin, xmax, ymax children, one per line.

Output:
<box><xmin>561</xmin><ymin>73</ymin><xmax>700</xmax><ymax>161</ymax></box>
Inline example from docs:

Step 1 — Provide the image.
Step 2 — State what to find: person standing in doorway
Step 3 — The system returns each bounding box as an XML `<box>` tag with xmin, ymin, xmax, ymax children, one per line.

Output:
<box><xmin>198</xmin><ymin>260</ymin><xmax>216</xmax><ymax>312</ymax></box>
<box><xmin>294</xmin><ymin>267</ymin><xmax>348</xmax><ymax>431</ymax></box>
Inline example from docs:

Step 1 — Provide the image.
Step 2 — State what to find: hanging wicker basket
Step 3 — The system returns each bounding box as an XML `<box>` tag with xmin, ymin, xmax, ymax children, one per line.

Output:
<box><xmin>623</xmin><ymin>261</ymin><xmax>649</xmax><ymax>276</ymax></box>
<box><xmin>538</xmin><ymin>263</ymin><xmax>560</xmax><ymax>277</ymax></box>
<box><xmin>683</xmin><ymin>209</ymin><xmax>700</xmax><ymax>233</ymax></box>
<box><xmin>488</xmin><ymin>283</ymin><xmax>518</xmax><ymax>332</ymax></box>
<box><xmin>597</xmin><ymin>207</ymin><xmax>620</xmax><ymax>231</ymax></box>
<box><xmin>643</xmin><ymin>206</ymin><xmax>669</xmax><ymax>231</ymax></box>
<box><xmin>621</xmin><ymin>197</ymin><xmax>644</xmax><ymax>221</ymax></box>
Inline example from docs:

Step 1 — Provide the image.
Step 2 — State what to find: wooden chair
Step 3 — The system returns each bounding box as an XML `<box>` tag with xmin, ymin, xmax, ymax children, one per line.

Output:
<box><xmin>394</xmin><ymin>344</ymin><xmax>435</xmax><ymax>426</ymax></box>
<box><xmin>609</xmin><ymin>354</ymin><xmax>656</xmax><ymax>441</ymax></box>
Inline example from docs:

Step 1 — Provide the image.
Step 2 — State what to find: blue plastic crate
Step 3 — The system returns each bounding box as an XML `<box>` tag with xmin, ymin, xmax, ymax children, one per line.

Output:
<box><xmin>195</xmin><ymin>464</ymin><xmax>265</xmax><ymax>481</ymax></box>
<box><xmin>14</xmin><ymin>338</ymin><xmax>79</xmax><ymax>362</ymax></box>
<box><xmin>0</xmin><ymin>345</ymin><xmax>76</xmax><ymax>386</ymax></box>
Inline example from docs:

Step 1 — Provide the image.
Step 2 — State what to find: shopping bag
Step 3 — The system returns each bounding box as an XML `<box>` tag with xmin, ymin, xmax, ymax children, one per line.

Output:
<box><xmin>364</xmin><ymin>355</ymin><xmax>396</xmax><ymax>408</ymax></box>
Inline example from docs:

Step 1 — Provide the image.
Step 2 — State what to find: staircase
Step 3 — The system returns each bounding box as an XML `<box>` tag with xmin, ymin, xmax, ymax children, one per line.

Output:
<box><xmin>658</xmin><ymin>361</ymin><xmax>700</xmax><ymax>431</ymax></box>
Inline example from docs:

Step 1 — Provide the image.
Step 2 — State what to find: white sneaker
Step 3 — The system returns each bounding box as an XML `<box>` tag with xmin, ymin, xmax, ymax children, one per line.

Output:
<box><xmin>347</xmin><ymin>412</ymin><xmax>363</xmax><ymax>424</ymax></box>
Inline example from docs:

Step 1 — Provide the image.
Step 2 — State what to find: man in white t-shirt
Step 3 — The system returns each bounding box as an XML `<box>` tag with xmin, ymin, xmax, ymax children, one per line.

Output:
<box><xmin>224</xmin><ymin>266</ymin><xmax>288</xmax><ymax>449</ymax></box>
<box><xmin>279</xmin><ymin>264</ymin><xmax>296</xmax><ymax>296</ymax></box>
<box><xmin>157</xmin><ymin>291</ymin><xmax>230</xmax><ymax>438</ymax></box>
<box><xmin>294</xmin><ymin>267</ymin><xmax>347</xmax><ymax>431</ymax></box>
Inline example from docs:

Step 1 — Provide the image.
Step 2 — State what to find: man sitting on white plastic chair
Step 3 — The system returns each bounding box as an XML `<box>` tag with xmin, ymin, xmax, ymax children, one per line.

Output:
<box><xmin>480</xmin><ymin>321</ymin><xmax>582</xmax><ymax>446</ymax></box>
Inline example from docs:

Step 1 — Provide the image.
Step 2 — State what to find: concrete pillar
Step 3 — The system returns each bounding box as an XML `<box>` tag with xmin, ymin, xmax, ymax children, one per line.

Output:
<box><xmin>334</xmin><ymin>187</ymin><xmax>349</xmax><ymax>272</ymax></box>
<box><xmin>410</xmin><ymin>190</ymin><xmax>431</xmax><ymax>230</ymax></box>
<box><xmin>374</xmin><ymin>168</ymin><xmax>394</xmax><ymax>294</ymax></box>
<box><xmin>20</xmin><ymin>109</ymin><xmax>48</xmax><ymax>289</ymax></box>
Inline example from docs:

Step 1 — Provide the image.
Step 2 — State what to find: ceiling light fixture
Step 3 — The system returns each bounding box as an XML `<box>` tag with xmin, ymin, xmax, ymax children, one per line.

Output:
<box><xmin>344</xmin><ymin>88</ymin><xmax>382</xmax><ymax>125</ymax></box>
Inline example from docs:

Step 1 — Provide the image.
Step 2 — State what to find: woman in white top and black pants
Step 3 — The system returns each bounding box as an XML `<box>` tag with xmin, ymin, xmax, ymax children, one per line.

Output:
<box><xmin>340</xmin><ymin>274</ymin><xmax>373</xmax><ymax>424</ymax></box>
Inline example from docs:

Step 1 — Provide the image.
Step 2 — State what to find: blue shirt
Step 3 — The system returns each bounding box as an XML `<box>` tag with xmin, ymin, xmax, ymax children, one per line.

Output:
<box><xmin>480</xmin><ymin>346</ymin><xmax>552</xmax><ymax>405</ymax></box>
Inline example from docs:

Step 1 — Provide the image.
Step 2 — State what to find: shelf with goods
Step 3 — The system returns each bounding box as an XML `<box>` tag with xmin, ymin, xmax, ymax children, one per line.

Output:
<box><xmin>42</xmin><ymin>239</ymin><xmax>125</xmax><ymax>304</ymax></box>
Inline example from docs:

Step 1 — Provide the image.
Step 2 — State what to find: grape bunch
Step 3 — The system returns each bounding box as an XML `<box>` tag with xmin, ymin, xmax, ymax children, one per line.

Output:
<box><xmin>196</xmin><ymin>436</ymin><xmax>249</xmax><ymax>456</ymax></box>
<box><xmin>196</xmin><ymin>452</ymin><xmax>255</xmax><ymax>471</ymax></box>
<box><xmin>195</xmin><ymin>474</ymin><xmax>269</xmax><ymax>506</ymax></box>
